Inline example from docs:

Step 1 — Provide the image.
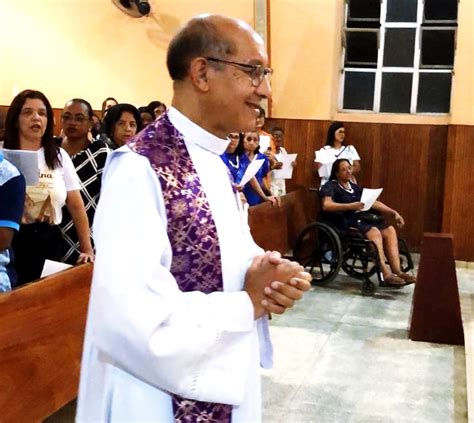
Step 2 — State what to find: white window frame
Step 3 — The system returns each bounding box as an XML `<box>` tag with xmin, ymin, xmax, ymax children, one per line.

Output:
<box><xmin>339</xmin><ymin>0</ymin><xmax>456</xmax><ymax>115</ymax></box>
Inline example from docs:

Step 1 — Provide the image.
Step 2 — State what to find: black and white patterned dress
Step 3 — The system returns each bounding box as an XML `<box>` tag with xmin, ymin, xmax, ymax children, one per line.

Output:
<box><xmin>59</xmin><ymin>140</ymin><xmax>109</xmax><ymax>264</ymax></box>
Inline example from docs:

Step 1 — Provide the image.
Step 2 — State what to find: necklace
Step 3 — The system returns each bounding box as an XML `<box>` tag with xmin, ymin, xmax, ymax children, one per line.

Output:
<box><xmin>338</xmin><ymin>182</ymin><xmax>354</xmax><ymax>194</ymax></box>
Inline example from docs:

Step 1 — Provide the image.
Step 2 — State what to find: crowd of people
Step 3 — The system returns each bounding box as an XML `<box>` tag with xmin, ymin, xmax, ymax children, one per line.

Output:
<box><xmin>0</xmin><ymin>88</ymin><xmax>414</xmax><ymax>293</ymax></box>
<box><xmin>0</xmin><ymin>13</ymin><xmax>416</xmax><ymax>422</ymax></box>
<box><xmin>0</xmin><ymin>91</ymin><xmax>173</xmax><ymax>292</ymax></box>
<box><xmin>0</xmin><ymin>87</ymin><xmax>298</xmax><ymax>293</ymax></box>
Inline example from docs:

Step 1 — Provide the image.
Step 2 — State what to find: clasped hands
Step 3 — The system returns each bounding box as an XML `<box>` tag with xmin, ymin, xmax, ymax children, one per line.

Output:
<box><xmin>244</xmin><ymin>251</ymin><xmax>311</xmax><ymax>319</ymax></box>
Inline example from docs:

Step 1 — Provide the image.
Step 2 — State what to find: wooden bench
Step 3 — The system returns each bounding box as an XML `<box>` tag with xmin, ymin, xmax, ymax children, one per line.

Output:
<box><xmin>248</xmin><ymin>186</ymin><xmax>318</xmax><ymax>255</ymax></box>
<box><xmin>0</xmin><ymin>189</ymin><xmax>314</xmax><ymax>421</ymax></box>
<box><xmin>0</xmin><ymin>264</ymin><xmax>92</xmax><ymax>423</ymax></box>
<box><xmin>0</xmin><ymin>188</ymin><xmax>317</xmax><ymax>422</ymax></box>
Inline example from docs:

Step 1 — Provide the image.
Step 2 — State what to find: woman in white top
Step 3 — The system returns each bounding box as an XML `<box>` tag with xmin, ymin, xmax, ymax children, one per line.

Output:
<box><xmin>268</xmin><ymin>126</ymin><xmax>296</xmax><ymax>197</ymax></box>
<box><xmin>315</xmin><ymin>121</ymin><xmax>361</xmax><ymax>187</ymax></box>
<box><xmin>4</xmin><ymin>89</ymin><xmax>94</xmax><ymax>285</ymax></box>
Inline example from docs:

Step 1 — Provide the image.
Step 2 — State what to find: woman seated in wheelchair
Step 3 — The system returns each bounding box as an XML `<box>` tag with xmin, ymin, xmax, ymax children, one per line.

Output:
<box><xmin>320</xmin><ymin>158</ymin><xmax>415</xmax><ymax>287</ymax></box>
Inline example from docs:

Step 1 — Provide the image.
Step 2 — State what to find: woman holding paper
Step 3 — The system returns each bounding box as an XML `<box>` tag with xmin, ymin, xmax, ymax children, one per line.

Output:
<box><xmin>315</xmin><ymin>122</ymin><xmax>360</xmax><ymax>187</ymax></box>
<box><xmin>3</xmin><ymin>90</ymin><xmax>94</xmax><ymax>285</ymax></box>
<box><xmin>320</xmin><ymin>159</ymin><xmax>415</xmax><ymax>286</ymax></box>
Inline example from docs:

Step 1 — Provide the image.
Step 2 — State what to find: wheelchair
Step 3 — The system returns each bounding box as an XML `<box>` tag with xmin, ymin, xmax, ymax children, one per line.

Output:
<box><xmin>291</xmin><ymin>208</ymin><xmax>414</xmax><ymax>296</ymax></box>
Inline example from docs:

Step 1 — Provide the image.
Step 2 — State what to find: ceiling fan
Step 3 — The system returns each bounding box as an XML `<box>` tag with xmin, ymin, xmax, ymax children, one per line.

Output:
<box><xmin>112</xmin><ymin>0</ymin><xmax>151</xmax><ymax>17</ymax></box>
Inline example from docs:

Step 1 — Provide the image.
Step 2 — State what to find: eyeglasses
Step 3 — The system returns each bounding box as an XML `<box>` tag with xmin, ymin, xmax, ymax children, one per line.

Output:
<box><xmin>228</xmin><ymin>133</ymin><xmax>240</xmax><ymax>139</ymax></box>
<box><xmin>61</xmin><ymin>114</ymin><xmax>90</xmax><ymax>123</ymax></box>
<box><xmin>205</xmin><ymin>57</ymin><xmax>273</xmax><ymax>87</ymax></box>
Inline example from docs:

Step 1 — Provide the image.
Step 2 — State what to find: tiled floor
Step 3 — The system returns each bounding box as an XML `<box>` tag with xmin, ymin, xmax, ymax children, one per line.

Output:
<box><xmin>47</xmin><ymin>263</ymin><xmax>473</xmax><ymax>422</ymax></box>
<box><xmin>262</xmin><ymin>265</ymin><xmax>473</xmax><ymax>423</ymax></box>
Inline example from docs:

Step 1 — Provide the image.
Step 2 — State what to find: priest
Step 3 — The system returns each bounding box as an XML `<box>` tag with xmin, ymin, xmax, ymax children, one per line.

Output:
<box><xmin>77</xmin><ymin>14</ymin><xmax>311</xmax><ymax>422</ymax></box>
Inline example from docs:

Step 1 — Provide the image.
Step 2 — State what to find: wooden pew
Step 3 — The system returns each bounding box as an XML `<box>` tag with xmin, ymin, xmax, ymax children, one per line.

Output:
<box><xmin>0</xmin><ymin>188</ymin><xmax>316</xmax><ymax>421</ymax></box>
<box><xmin>248</xmin><ymin>186</ymin><xmax>318</xmax><ymax>254</ymax></box>
<box><xmin>0</xmin><ymin>264</ymin><xmax>92</xmax><ymax>423</ymax></box>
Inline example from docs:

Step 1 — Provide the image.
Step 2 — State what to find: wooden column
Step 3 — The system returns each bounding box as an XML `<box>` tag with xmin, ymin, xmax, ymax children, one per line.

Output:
<box><xmin>409</xmin><ymin>233</ymin><xmax>464</xmax><ymax>345</ymax></box>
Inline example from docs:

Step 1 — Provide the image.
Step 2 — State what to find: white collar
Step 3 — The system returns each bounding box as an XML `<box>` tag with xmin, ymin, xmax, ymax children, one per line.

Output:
<box><xmin>167</xmin><ymin>106</ymin><xmax>229</xmax><ymax>156</ymax></box>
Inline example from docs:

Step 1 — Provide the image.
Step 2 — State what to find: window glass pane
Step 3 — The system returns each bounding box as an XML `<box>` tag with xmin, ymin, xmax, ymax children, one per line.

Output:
<box><xmin>417</xmin><ymin>73</ymin><xmax>452</xmax><ymax>113</ymax></box>
<box><xmin>343</xmin><ymin>71</ymin><xmax>375</xmax><ymax>110</ymax></box>
<box><xmin>346</xmin><ymin>20</ymin><xmax>380</xmax><ymax>29</ymax></box>
<box><xmin>348</xmin><ymin>0</ymin><xmax>380</xmax><ymax>20</ymax></box>
<box><xmin>421</xmin><ymin>29</ymin><xmax>455</xmax><ymax>67</ymax></box>
<box><xmin>345</xmin><ymin>31</ymin><xmax>378</xmax><ymax>65</ymax></box>
<box><xmin>380</xmin><ymin>73</ymin><xmax>413</xmax><ymax>113</ymax></box>
<box><xmin>386</xmin><ymin>0</ymin><xmax>417</xmax><ymax>22</ymax></box>
<box><xmin>383</xmin><ymin>28</ymin><xmax>416</xmax><ymax>67</ymax></box>
<box><xmin>424</xmin><ymin>0</ymin><xmax>458</xmax><ymax>21</ymax></box>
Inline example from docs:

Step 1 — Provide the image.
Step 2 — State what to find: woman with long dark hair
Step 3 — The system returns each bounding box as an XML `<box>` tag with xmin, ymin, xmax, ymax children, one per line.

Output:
<box><xmin>315</xmin><ymin>121</ymin><xmax>361</xmax><ymax>187</ymax></box>
<box><xmin>4</xmin><ymin>89</ymin><xmax>94</xmax><ymax>284</ymax></box>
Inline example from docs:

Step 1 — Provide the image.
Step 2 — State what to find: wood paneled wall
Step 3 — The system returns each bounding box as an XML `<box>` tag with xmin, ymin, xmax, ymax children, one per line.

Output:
<box><xmin>266</xmin><ymin>118</ymin><xmax>452</xmax><ymax>254</ymax></box>
<box><xmin>442</xmin><ymin>125</ymin><xmax>474</xmax><ymax>261</ymax></box>
<box><xmin>1</xmin><ymin>102</ymin><xmax>473</xmax><ymax>259</ymax></box>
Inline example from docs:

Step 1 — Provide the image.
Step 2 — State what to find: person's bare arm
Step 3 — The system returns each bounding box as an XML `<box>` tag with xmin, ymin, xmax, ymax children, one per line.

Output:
<box><xmin>322</xmin><ymin>196</ymin><xmax>364</xmax><ymax>213</ymax></box>
<box><xmin>372</xmin><ymin>201</ymin><xmax>405</xmax><ymax>227</ymax></box>
<box><xmin>249</xmin><ymin>177</ymin><xmax>280</xmax><ymax>206</ymax></box>
<box><xmin>65</xmin><ymin>190</ymin><xmax>95</xmax><ymax>263</ymax></box>
<box><xmin>352</xmin><ymin>160</ymin><xmax>361</xmax><ymax>175</ymax></box>
<box><xmin>0</xmin><ymin>227</ymin><xmax>14</xmax><ymax>251</ymax></box>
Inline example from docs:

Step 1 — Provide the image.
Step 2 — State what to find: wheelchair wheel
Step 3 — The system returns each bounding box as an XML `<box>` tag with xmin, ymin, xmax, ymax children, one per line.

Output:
<box><xmin>293</xmin><ymin>222</ymin><xmax>342</xmax><ymax>285</ymax></box>
<box><xmin>361</xmin><ymin>279</ymin><xmax>377</xmax><ymax>296</ymax></box>
<box><xmin>398</xmin><ymin>238</ymin><xmax>414</xmax><ymax>273</ymax></box>
<box><xmin>341</xmin><ymin>239</ymin><xmax>378</xmax><ymax>280</ymax></box>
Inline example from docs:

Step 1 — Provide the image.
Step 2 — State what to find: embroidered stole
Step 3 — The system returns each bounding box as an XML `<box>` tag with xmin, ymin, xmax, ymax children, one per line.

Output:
<box><xmin>128</xmin><ymin>114</ymin><xmax>232</xmax><ymax>423</ymax></box>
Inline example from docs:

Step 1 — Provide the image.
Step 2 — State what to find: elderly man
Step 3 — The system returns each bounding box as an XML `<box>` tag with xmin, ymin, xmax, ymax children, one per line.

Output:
<box><xmin>77</xmin><ymin>14</ymin><xmax>310</xmax><ymax>422</ymax></box>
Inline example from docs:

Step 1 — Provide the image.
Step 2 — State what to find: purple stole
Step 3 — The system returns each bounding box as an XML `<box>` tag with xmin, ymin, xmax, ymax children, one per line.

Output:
<box><xmin>128</xmin><ymin>114</ymin><xmax>232</xmax><ymax>422</ymax></box>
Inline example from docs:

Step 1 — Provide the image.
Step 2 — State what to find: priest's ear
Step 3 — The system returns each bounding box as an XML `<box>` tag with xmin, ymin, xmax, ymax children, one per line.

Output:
<box><xmin>189</xmin><ymin>57</ymin><xmax>211</xmax><ymax>92</ymax></box>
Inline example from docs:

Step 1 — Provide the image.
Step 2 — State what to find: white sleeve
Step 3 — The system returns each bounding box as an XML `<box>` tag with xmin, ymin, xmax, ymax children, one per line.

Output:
<box><xmin>60</xmin><ymin>148</ymin><xmax>81</xmax><ymax>191</ymax></box>
<box><xmin>349</xmin><ymin>145</ymin><xmax>361</xmax><ymax>161</ymax></box>
<box><xmin>90</xmin><ymin>151</ymin><xmax>256</xmax><ymax>405</ymax></box>
<box><xmin>314</xmin><ymin>147</ymin><xmax>321</xmax><ymax>162</ymax></box>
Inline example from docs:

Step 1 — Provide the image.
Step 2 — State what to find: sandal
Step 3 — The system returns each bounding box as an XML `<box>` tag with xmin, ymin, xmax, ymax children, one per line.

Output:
<box><xmin>397</xmin><ymin>272</ymin><xmax>416</xmax><ymax>285</ymax></box>
<box><xmin>381</xmin><ymin>273</ymin><xmax>405</xmax><ymax>288</ymax></box>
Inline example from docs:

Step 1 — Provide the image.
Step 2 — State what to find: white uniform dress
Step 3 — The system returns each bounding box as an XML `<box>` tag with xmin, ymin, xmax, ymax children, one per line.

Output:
<box><xmin>270</xmin><ymin>147</ymin><xmax>288</xmax><ymax>197</ymax></box>
<box><xmin>76</xmin><ymin>107</ymin><xmax>272</xmax><ymax>422</ymax></box>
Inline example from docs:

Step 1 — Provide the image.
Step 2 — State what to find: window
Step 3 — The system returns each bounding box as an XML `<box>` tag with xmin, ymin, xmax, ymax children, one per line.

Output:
<box><xmin>344</xmin><ymin>30</ymin><xmax>378</xmax><ymax>66</ymax></box>
<box><xmin>343</xmin><ymin>71</ymin><xmax>376</xmax><ymax>110</ymax></box>
<box><xmin>348</xmin><ymin>0</ymin><xmax>380</xmax><ymax>21</ymax></box>
<box><xmin>420</xmin><ymin>28</ymin><xmax>456</xmax><ymax>67</ymax></box>
<box><xmin>340</xmin><ymin>0</ymin><xmax>458</xmax><ymax>114</ymax></box>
